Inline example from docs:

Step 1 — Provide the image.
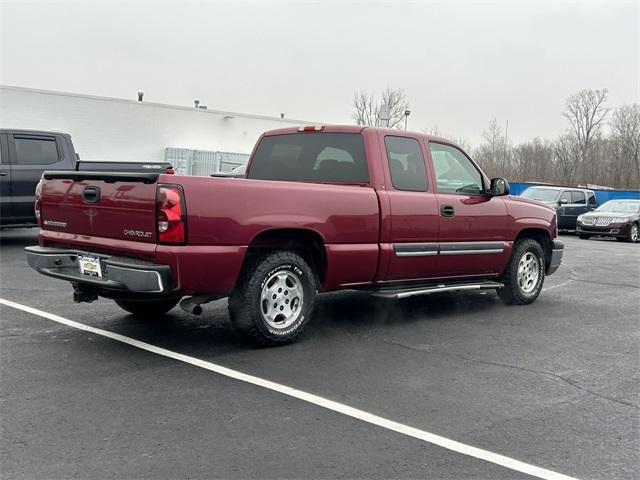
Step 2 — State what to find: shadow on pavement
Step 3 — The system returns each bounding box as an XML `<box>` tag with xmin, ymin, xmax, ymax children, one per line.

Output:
<box><xmin>0</xmin><ymin>228</ymin><xmax>39</xmax><ymax>247</ymax></box>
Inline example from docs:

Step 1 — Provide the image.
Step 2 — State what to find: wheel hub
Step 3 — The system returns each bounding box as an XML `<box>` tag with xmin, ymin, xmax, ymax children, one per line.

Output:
<box><xmin>260</xmin><ymin>271</ymin><xmax>303</xmax><ymax>329</ymax></box>
<box><xmin>517</xmin><ymin>252</ymin><xmax>540</xmax><ymax>294</ymax></box>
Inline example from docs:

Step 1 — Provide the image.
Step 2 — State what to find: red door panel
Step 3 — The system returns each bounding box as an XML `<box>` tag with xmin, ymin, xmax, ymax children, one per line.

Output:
<box><xmin>435</xmin><ymin>194</ymin><xmax>509</xmax><ymax>277</ymax></box>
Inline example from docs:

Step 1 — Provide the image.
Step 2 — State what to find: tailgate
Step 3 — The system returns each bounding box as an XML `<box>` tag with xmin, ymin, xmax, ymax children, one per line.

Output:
<box><xmin>40</xmin><ymin>172</ymin><xmax>159</xmax><ymax>243</ymax></box>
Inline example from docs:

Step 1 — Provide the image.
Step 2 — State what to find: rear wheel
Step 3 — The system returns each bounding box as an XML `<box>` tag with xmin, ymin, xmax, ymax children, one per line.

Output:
<box><xmin>228</xmin><ymin>251</ymin><xmax>316</xmax><ymax>346</ymax></box>
<box><xmin>498</xmin><ymin>238</ymin><xmax>545</xmax><ymax>305</ymax></box>
<box><xmin>114</xmin><ymin>298</ymin><xmax>179</xmax><ymax>317</ymax></box>
<box><xmin>578</xmin><ymin>234</ymin><xmax>591</xmax><ymax>240</ymax></box>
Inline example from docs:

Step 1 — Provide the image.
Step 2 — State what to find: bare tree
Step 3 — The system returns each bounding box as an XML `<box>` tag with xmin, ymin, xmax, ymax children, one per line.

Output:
<box><xmin>553</xmin><ymin>134</ymin><xmax>581</xmax><ymax>185</ymax></box>
<box><xmin>562</xmin><ymin>88</ymin><xmax>610</xmax><ymax>184</ymax></box>
<box><xmin>610</xmin><ymin>104</ymin><xmax>640</xmax><ymax>189</ymax></box>
<box><xmin>353</xmin><ymin>87</ymin><xmax>409</xmax><ymax>129</ymax></box>
<box><xmin>474</xmin><ymin>118</ymin><xmax>507</xmax><ymax>177</ymax></box>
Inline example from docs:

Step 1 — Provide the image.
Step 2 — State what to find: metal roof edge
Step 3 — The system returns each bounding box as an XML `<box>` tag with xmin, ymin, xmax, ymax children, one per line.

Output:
<box><xmin>0</xmin><ymin>84</ymin><xmax>319</xmax><ymax>125</ymax></box>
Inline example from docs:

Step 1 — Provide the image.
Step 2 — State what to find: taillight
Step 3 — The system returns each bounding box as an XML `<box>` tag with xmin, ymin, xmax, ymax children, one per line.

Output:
<box><xmin>166</xmin><ymin>167</ymin><xmax>175</xmax><ymax>174</ymax></box>
<box><xmin>34</xmin><ymin>179</ymin><xmax>43</xmax><ymax>227</ymax></box>
<box><xmin>156</xmin><ymin>184</ymin><xmax>186</xmax><ymax>244</ymax></box>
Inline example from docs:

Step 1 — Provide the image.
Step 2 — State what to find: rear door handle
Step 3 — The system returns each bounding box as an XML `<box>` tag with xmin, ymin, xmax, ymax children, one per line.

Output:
<box><xmin>0</xmin><ymin>172</ymin><xmax>7</xmax><ymax>176</ymax></box>
<box><xmin>440</xmin><ymin>205</ymin><xmax>455</xmax><ymax>217</ymax></box>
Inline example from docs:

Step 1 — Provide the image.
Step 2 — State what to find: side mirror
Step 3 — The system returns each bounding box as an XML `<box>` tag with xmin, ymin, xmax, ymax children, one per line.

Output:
<box><xmin>559</xmin><ymin>198</ymin><xmax>569</xmax><ymax>205</ymax></box>
<box><xmin>489</xmin><ymin>177</ymin><xmax>510</xmax><ymax>196</ymax></box>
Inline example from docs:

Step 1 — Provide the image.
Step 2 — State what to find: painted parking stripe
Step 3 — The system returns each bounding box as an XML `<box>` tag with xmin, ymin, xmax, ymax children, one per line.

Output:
<box><xmin>0</xmin><ymin>297</ymin><xmax>579</xmax><ymax>480</ymax></box>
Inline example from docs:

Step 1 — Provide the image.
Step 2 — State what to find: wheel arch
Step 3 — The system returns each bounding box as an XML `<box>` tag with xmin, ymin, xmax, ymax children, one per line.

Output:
<box><xmin>514</xmin><ymin>227</ymin><xmax>553</xmax><ymax>270</ymax></box>
<box><xmin>243</xmin><ymin>228</ymin><xmax>328</xmax><ymax>287</ymax></box>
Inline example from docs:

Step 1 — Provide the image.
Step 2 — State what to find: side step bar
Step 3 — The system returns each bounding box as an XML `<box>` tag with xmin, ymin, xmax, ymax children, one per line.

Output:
<box><xmin>370</xmin><ymin>280</ymin><xmax>504</xmax><ymax>299</ymax></box>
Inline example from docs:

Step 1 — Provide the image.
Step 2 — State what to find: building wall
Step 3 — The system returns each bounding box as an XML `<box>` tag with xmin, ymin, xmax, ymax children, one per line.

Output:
<box><xmin>0</xmin><ymin>85</ymin><xmax>316</xmax><ymax>162</ymax></box>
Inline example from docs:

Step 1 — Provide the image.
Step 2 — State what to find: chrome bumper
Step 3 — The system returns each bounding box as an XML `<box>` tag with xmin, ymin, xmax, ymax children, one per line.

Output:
<box><xmin>24</xmin><ymin>246</ymin><xmax>172</xmax><ymax>293</ymax></box>
<box><xmin>547</xmin><ymin>240</ymin><xmax>564</xmax><ymax>276</ymax></box>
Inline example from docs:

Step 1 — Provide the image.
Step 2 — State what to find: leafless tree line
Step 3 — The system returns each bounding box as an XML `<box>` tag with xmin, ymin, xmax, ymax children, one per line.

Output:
<box><xmin>465</xmin><ymin>89</ymin><xmax>639</xmax><ymax>190</ymax></box>
<box><xmin>353</xmin><ymin>88</ymin><xmax>640</xmax><ymax>189</ymax></box>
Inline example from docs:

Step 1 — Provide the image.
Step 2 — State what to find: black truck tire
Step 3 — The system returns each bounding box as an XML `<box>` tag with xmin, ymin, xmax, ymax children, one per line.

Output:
<box><xmin>627</xmin><ymin>223</ymin><xmax>639</xmax><ymax>243</ymax></box>
<box><xmin>498</xmin><ymin>238</ymin><xmax>545</xmax><ymax>305</ymax></box>
<box><xmin>228</xmin><ymin>251</ymin><xmax>316</xmax><ymax>347</ymax></box>
<box><xmin>114</xmin><ymin>298</ymin><xmax>179</xmax><ymax>317</ymax></box>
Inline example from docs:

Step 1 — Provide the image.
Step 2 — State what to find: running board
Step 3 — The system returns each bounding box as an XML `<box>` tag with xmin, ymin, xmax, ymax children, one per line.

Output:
<box><xmin>370</xmin><ymin>280</ymin><xmax>504</xmax><ymax>299</ymax></box>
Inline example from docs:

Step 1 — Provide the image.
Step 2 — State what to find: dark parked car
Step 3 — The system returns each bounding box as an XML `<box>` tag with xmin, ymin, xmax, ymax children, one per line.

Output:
<box><xmin>520</xmin><ymin>186</ymin><xmax>597</xmax><ymax>229</ymax></box>
<box><xmin>0</xmin><ymin>129</ymin><xmax>173</xmax><ymax>228</ymax></box>
<box><xmin>576</xmin><ymin>199</ymin><xmax>640</xmax><ymax>242</ymax></box>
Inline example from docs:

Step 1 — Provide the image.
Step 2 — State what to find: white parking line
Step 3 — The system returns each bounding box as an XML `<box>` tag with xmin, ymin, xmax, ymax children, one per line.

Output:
<box><xmin>0</xmin><ymin>297</ymin><xmax>579</xmax><ymax>480</ymax></box>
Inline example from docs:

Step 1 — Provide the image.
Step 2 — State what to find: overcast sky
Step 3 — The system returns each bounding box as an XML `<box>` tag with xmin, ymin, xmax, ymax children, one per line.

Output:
<box><xmin>1</xmin><ymin>0</ymin><xmax>638</xmax><ymax>145</ymax></box>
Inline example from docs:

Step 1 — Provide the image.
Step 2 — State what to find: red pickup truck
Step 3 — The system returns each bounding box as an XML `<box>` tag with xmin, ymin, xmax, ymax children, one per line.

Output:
<box><xmin>26</xmin><ymin>125</ymin><xmax>563</xmax><ymax>345</ymax></box>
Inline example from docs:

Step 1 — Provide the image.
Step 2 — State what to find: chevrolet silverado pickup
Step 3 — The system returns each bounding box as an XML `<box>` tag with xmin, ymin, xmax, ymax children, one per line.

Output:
<box><xmin>0</xmin><ymin>129</ymin><xmax>173</xmax><ymax>228</ymax></box>
<box><xmin>25</xmin><ymin>125</ymin><xmax>564</xmax><ymax>346</ymax></box>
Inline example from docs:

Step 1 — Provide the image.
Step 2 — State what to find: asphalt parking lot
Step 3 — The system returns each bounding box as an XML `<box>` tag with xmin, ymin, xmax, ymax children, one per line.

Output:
<box><xmin>1</xmin><ymin>230</ymin><xmax>638</xmax><ymax>480</ymax></box>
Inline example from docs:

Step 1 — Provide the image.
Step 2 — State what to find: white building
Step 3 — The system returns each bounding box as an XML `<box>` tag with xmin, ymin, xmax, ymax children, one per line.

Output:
<box><xmin>0</xmin><ymin>85</ymin><xmax>317</xmax><ymax>166</ymax></box>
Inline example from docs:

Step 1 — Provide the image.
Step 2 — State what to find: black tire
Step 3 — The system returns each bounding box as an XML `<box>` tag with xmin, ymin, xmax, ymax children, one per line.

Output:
<box><xmin>627</xmin><ymin>223</ymin><xmax>639</xmax><ymax>243</ymax></box>
<box><xmin>578</xmin><ymin>234</ymin><xmax>591</xmax><ymax>240</ymax></box>
<box><xmin>114</xmin><ymin>298</ymin><xmax>179</xmax><ymax>317</ymax></box>
<box><xmin>497</xmin><ymin>238</ymin><xmax>545</xmax><ymax>305</ymax></box>
<box><xmin>228</xmin><ymin>251</ymin><xmax>316</xmax><ymax>347</ymax></box>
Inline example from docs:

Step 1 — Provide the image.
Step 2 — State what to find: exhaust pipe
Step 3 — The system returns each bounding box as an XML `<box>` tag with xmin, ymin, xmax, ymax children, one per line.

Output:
<box><xmin>179</xmin><ymin>295</ymin><xmax>219</xmax><ymax>315</ymax></box>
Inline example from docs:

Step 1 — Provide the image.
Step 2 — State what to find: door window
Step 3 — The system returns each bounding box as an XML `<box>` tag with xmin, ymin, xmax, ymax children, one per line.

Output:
<box><xmin>14</xmin><ymin>136</ymin><xmax>60</xmax><ymax>165</ymax></box>
<box><xmin>384</xmin><ymin>136</ymin><xmax>428</xmax><ymax>191</ymax></box>
<box><xmin>559</xmin><ymin>191</ymin><xmax>571</xmax><ymax>203</ymax></box>
<box><xmin>587</xmin><ymin>192</ymin><xmax>597</xmax><ymax>206</ymax></box>
<box><xmin>571</xmin><ymin>191</ymin><xmax>586</xmax><ymax>204</ymax></box>
<box><xmin>429</xmin><ymin>142</ymin><xmax>484</xmax><ymax>195</ymax></box>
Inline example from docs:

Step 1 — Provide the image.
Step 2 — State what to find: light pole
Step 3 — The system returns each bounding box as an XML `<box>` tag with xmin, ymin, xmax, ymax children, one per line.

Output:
<box><xmin>404</xmin><ymin>109</ymin><xmax>411</xmax><ymax>130</ymax></box>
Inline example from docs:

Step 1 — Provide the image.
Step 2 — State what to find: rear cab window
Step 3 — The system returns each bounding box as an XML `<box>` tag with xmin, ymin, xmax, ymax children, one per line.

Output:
<box><xmin>384</xmin><ymin>136</ymin><xmax>428</xmax><ymax>191</ymax></box>
<box><xmin>13</xmin><ymin>135</ymin><xmax>61</xmax><ymax>165</ymax></box>
<box><xmin>248</xmin><ymin>133</ymin><xmax>369</xmax><ymax>184</ymax></box>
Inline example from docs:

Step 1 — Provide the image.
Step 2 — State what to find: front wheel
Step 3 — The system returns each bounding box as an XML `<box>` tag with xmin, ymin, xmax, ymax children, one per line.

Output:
<box><xmin>114</xmin><ymin>298</ymin><xmax>179</xmax><ymax>317</ymax></box>
<box><xmin>627</xmin><ymin>223</ymin><xmax>639</xmax><ymax>243</ymax></box>
<box><xmin>228</xmin><ymin>251</ymin><xmax>317</xmax><ymax>346</ymax></box>
<box><xmin>498</xmin><ymin>239</ymin><xmax>545</xmax><ymax>305</ymax></box>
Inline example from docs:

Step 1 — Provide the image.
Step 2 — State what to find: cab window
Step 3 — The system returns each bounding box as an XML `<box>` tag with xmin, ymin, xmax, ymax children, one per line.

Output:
<box><xmin>429</xmin><ymin>142</ymin><xmax>484</xmax><ymax>195</ymax></box>
<box><xmin>571</xmin><ymin>191</ymin><xmax>586</xmax><ymax>204</ymax></box>
<box><xmin>14</xmin><ymin>136</ymin><xmax>61</xmax><ymax>165</ymax></box>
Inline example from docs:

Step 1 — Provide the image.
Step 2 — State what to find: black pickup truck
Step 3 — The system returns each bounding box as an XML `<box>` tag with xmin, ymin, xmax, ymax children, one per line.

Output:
<box><xmin>0</xmin><ymin>129</ymin><xmax>173</xmax><ymax>228</ymax></box>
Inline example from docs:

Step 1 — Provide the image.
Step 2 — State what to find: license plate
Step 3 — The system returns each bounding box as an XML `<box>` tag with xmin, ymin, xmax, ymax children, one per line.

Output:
<box><xmin>79</xmin><ymin>256</ymin><xmax>102</xmax><ymax>278</ymax></box>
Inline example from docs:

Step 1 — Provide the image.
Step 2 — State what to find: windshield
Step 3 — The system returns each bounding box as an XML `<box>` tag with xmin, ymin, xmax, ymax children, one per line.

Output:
<box><xmin>521</xmin><ymin>187</ymin><xmax>560</xmax><ymax>202</ymax></box>
<box><xmin>596</xmin><ymin>200</ymin><xmax>640</xmax><ymax>213</ymax></box>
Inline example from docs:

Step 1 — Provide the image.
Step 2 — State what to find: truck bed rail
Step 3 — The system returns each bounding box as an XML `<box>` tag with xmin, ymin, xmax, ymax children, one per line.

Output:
<box><xmin>42</xmin><ymin>171</ymin><xmax>159</xmax><ymax>184</ymax></box>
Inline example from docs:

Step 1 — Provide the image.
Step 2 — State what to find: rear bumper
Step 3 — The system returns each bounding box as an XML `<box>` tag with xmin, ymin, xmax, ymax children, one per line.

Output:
<box><xmin>546</xmin><ymin>240</ymin><xmax>564</xmax><ymax>275</ymax></box>
<box><xmin>25</xmin><ymin>245</ymin><xmax>173</xmax><ymax>294</ymax></box>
